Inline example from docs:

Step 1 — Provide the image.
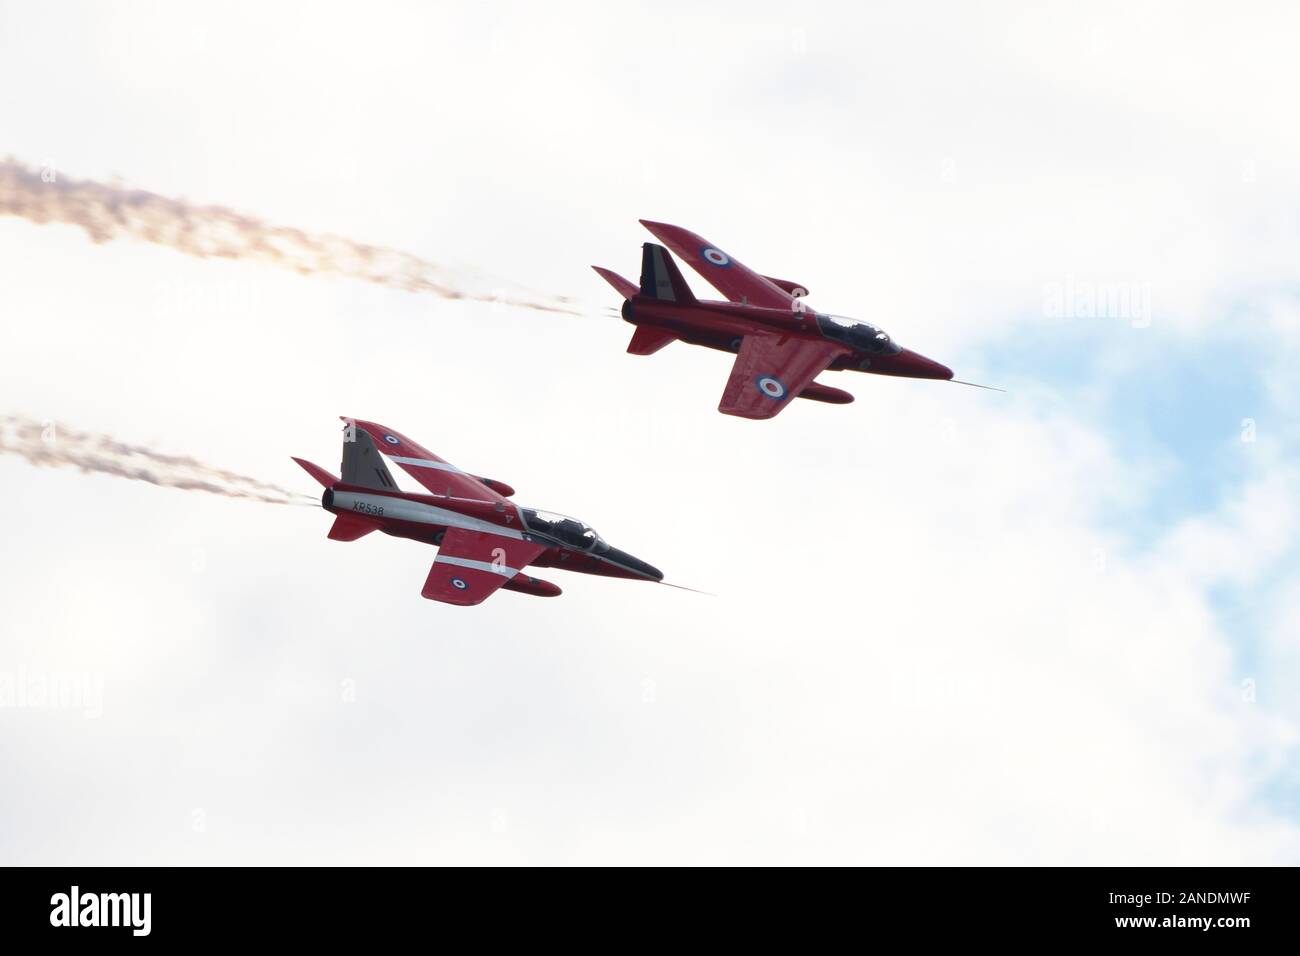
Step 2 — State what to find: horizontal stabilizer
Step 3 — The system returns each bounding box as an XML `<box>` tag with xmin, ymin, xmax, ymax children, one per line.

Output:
<box><xmin>627</xmin><ymin>325</ymin><xmax>677</xmax><ymax>356</ymax></box>
<box><xmin>592</xmin><ymin>266</ymin><xmax>639</xmax><ymax>299</ymax></box>
<box><xmin>328</xmin><ymin>513</ymin><xmax>378</xmax><ymax>542</ymax></box>
<box><xmin>292</xmin><ymin>457</ymin><xmax>338</xmax><ymax>488</ymax></box>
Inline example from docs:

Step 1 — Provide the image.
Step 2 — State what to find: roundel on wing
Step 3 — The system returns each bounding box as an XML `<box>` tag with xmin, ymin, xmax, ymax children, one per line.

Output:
<box><xmin>383</xmin><ymin>435</ymin><xmax>401</xmax><ymax>445</ymax></box>
<box><xmin>701</xmin><ymin>246</ymin><xmax>731</xmax><ymax>267</ymax></box>
<box><xmin>755</xmin><ymin>375</ymin><xmax>788</xmax><ymax>400</ymax></box>
<box><xmin>451</xmin><ymin>577</ymin><xmax>468</xmax><ymax>590</ymax></box>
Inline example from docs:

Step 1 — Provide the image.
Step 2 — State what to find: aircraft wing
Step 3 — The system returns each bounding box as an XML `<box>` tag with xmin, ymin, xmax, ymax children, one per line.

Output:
<box><xmin>719</xmin><ymin>334</ymin><xmax>849</xmax><ymax>420</ymax></box>
<box><xmin>422</xmin><ymin>527</ymin><xmax>548</xmax><ymax>606</ymax></box>
<box><xmin>348</xmin><ymin>418</ymin><xmax>510</xmax><ymax>501</ymax></box>
<box><xmin>639</xmin><ymin>220</ymin><xmax>794</xmax><ymax>310</ymax></box>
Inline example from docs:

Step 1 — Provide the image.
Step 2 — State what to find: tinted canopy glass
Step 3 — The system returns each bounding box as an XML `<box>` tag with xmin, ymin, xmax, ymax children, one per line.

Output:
<box><xmin>815</xmin><ymin>313</ymin><xmax>901</xmax><ymax>354</ymax></box>
<box><xmin>522</xmin><ymin>508</ymin><xmax>609</xmax><ymax>552</ymax></box>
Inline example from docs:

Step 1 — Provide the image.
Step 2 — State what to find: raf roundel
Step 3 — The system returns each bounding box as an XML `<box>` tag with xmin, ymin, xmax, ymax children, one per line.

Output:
<box><xmin>383</xmin><ymin>435</ymin><xmax>400</xmax><ymax>445</ymax></box>
<box><xmin>755</xmin><ymin>375</ymin><xmax>788</xmax><ymax>400</ymax></box>
<box><xmin>701</xmin><ymin>246</ymin><xmax>731</xmax><ymax>268</ymax></box>
<box><xmin>450</xmin><ymin>577</ymin><xmax>468</xmax><ymax>591</ymax></box>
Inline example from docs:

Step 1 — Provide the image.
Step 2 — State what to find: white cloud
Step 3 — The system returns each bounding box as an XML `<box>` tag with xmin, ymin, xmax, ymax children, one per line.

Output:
<box><xmin>0</xmin><ymin>0</ymin><xmax>1297</xmax><ymax>864</ymax></box>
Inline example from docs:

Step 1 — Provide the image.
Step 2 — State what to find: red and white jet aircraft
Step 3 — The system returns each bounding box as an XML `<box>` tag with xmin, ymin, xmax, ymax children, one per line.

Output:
<box><xmin>594</xmin><ymin>220</ymin><xmax>966</xmax><ymax>420</ymax></box>
<box><xmin>293</xmin><ymin>419</ymin><xmax>663</xmax><ymax>606</ymax></box>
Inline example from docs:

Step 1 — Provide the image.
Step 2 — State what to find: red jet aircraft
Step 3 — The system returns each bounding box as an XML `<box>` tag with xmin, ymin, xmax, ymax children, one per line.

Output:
<box><xmin>594</xmin><ymin>220</ymin><xmax>971</xmax><ymax>420</ymax></box>
<box><xmin>293</xmin><ymin>419</ymin><xmax>663</xmax><ymax>606</ymax></box>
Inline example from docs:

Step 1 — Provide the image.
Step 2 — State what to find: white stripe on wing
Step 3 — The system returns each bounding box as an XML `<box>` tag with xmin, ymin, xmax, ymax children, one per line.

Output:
<box><xmin>387</xmin><ymin>456</ymin><xmax>463</xmax><ymax>473</ymax></box>
<box><xmin>434</xmin><ymin>554</ymin><xmax>520</xmax><ymax>578</ymax></box>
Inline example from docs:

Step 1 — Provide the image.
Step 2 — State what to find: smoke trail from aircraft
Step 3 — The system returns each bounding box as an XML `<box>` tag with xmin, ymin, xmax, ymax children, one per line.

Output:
<box><xmin>0</xmin><ymin>157</ymin><xmax>579</xmax><ymax>315</ymax></box>
<box><xmin>0</xmin><ymin>415</ymin><xmax>315</xmax><ymax>506</ymax></box>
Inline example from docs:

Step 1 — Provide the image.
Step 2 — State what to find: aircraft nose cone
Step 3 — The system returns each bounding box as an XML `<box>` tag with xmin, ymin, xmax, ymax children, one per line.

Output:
<box><xmin>602</xmin><ymin>547</ymin><xmax>664</xmax><ymax>581</ymax></box>
<box><xmin>896</xmin><ymin>348</ymin><xmax>953</xmax><ymax>380</ymax></box>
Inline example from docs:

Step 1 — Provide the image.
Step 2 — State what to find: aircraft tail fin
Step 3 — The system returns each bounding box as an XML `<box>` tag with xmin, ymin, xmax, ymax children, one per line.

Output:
<box><xmin>592</xmin><ymin>266</ymin><xmax>639</xmax><ymax>299</ymax></box>
<box><xmin>639</xmin><ymin>243</ymin><xmax>697</xmax><ymax>304</ymax></box>
<box><xmin>292</xmin><ymin>457</ymin><xmax>338</xmax><ymax>488</ymax></box>
<box><xmin>339</xmin><ymin>424</ymin><xmax>399</xmax><ymax>491</ymax></box>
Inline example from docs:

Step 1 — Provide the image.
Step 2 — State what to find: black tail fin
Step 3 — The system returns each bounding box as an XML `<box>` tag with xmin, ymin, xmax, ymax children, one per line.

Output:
<box><xmin>640</xmin><ymin>243</ymin><xmax>697</xmax><ymax>303</ymax></box>
<box><xmin>340</xmin><ymin>426</ymin><xmax>398</xmax><ymax>491</ymax></box>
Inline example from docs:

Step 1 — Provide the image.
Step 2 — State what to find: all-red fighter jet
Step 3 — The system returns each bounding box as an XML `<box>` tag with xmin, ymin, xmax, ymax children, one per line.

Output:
<box><xmin>594</xmin><ymin>220</ymin><xmax>976</xmax><ymax>420</ymax></box>
<box><xmin>293</xmin><ymin>419</ymin><xmax>663</xmax><ymax>606</ymax></box>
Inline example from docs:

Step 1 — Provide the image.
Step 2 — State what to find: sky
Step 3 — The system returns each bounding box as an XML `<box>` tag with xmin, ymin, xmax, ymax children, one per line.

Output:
<box><xmin>0</xmin><ymin>0</ymin><xmax>1297</xmax><ymax>864</ymax></box>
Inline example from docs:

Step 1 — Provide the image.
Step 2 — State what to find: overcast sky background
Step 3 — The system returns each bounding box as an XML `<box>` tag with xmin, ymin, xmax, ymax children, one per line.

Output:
<box><xmin>1</xmin><ymin>1</ymin><xmax>1298</xmax><ymax>864</ymax></box>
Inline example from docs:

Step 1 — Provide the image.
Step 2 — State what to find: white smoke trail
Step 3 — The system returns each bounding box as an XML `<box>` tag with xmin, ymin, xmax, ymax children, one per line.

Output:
<box><xmin>0</xmin><ymin>415</ymin><xmax>314</xmax><ymax>506</ymax></box>
<box><xmin>0</xmin><ymin>157</ymin><xmax>580</xmax><ymax>315</ymax></box>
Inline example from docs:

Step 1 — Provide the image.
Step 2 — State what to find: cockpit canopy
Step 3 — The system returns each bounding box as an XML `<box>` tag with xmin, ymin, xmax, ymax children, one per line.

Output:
<box><xmin>815</xmin><ymin>313</ymin><xmax>901</xmax><ymax>355</ymax></box>
<box><xmin>521</xmin><ymin>508</ymin><xmax>610</xmax><ymax>553</ymax></box>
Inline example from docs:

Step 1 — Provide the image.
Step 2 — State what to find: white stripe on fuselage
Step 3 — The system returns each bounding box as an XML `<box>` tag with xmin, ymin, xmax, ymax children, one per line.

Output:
<box><xmin>331</xmin><ymin>491</ymin><xmax>525</xmax><ymax>540</ymax></box>
<box><xmin>434</xmin><ymin>554</ymin><xmax>521</xmax><ymax>578</ymax></box>
<box><xmin>387</xmin><ymin>456</ymin><xmax>463</xmax><ymax>473</ymax></box>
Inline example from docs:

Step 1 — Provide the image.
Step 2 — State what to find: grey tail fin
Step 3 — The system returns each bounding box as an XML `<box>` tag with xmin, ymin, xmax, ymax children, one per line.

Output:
<box><xmin>640</xmin><ymin>243</ymin><xmax>697</xmax><ymax>303</ymax></box>
<box><xmin>340</xmin><ymin>428</ymin><xmax>399</xmax><ymax>491</ymax></box>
